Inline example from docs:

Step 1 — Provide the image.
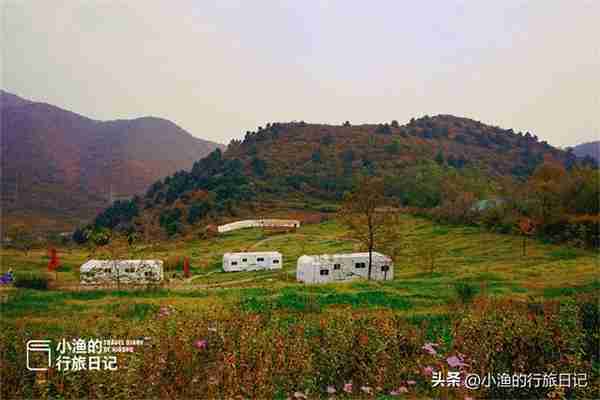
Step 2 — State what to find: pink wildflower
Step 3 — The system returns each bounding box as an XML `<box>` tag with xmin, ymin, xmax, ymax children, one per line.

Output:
<box><xmin>407</xmin><ymin>380</ymin><xmax>416</xmax><ymax>385</ymax></box>
<box><xmin>193</xmin><ymin>339</ymin><xmax>207</xmax><ymax>350</ymax></box>
<box><xmin>343</xmin><ymin>382</ymin><xmax>353</xmax><ymax>393</ymax></box>
<box><xmin>446</xmin><ymin>355</ymin><xmax>468</xmax><ymax>368</ymax></box>
<box><xmin>422</xmin><ymin>342</ymin><xmax>438</xmax><ymax>355</ymax></box>
<box><xmin>423</xmin><ymin>366</ymin><xmax>434</xmax><ymax>376</ymax></box>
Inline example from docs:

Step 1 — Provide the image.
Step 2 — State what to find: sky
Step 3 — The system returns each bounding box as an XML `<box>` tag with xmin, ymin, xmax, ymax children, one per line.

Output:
<box><xmin>2</xmin><ymin>0</ymin><xmax>599</xmax><ymax>147</ymax></box>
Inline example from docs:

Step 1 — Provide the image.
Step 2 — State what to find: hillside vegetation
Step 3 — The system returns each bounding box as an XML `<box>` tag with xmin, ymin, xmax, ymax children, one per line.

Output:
<box><xmin>81</xmin><ymin>115</ymin><xmax>598</xmax><ymax>249</ymax></box>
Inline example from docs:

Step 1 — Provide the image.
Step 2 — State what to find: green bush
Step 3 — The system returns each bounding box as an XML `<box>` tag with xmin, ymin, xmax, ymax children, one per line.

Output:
<box><xmin>13</xmin><ymin>273</ymin><xmax>49</xmax><ymax>290</ymax></box>
<box><xmin>454</xmin><ymin>281</ymin><xmax>478</xmax><ymax>304</ymax></box>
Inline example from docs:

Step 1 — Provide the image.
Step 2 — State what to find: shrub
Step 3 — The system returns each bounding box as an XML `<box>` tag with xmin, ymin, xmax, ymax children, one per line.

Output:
<box><xmin>13</xmin><ymin>273</ymin><xmax>49</xmax><ymax>290</ymax></box>
<box><xmin>454</xmin><ymin>281</ymin><xmax>478</xmax><ymax>304</ymax></box>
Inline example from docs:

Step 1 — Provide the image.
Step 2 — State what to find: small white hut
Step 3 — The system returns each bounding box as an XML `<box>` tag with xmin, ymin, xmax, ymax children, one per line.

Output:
<box><xmin>80</xmin><ymin>260</ymin><xmax>164</xmax><ymax>285</ymax></box>
<box><xmin>296</xmin><ymin>252</ymin><xmax>393</xmax><ymax>284</ymax></box>
<box><xmin>222</xmin><ymin>251</ymin><xmax>283</xmax><ymax>272</ymax></box>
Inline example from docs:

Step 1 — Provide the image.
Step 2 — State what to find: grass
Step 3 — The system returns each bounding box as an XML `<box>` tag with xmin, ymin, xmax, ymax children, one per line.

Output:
<box><xmin>0</xmin><ymin>214</ymin><xmax>597</xmax><ymax>335</ymax></box>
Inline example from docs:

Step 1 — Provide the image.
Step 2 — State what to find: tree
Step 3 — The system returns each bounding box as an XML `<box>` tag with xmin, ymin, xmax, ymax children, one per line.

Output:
<box><xmin>528</xmin><ymin>161</ymin><xmax>567</xmax><ymax>225</ymax></box>
<box><xmin>72</xmin><ymin>226</ymin><xmax>91</xmax><ymax>245</ymax></box>
<box><xmin>8</xmin><ymin>224</ymin><xmax>34</xmax><ymax>256</ymax></box>
<box><xmin>435</xmin><ymin>150</ymin><xmax>445</xmax><ymax>165</ymax></box>
<box><xmin>90</xmin><ymin>227</ymin><xmax>111</xmax><ymax>247</ymax></box>
<box><xmin>384</xmin><ymin>140</ymin><xmax>401</xmax><ymax>154</ymax></box>
<box><xmin>517</xmin><ymin>217</ymin><xmax>536</xmax><ymax>256</ymax></box>
<box><xmin>338</xmin><ymin>176</ymin><xmax>395</xmax><ymax>280</ymax></box>
<box><xmin>251</xmin><ymin>157</ymin><xmax>267</xmax><ymax>177</ymax></box>
<box><xmin>311</xmin><ymin>150</ymin><xmax>322</xmax><ymax>163</ymax></box>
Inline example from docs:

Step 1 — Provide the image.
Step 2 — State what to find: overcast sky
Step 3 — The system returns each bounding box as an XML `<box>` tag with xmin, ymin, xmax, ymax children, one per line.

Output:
<box><xmin>2</xmin><ymin>1</ymin><xmax>598</xmax><ymax>147</ymax></box>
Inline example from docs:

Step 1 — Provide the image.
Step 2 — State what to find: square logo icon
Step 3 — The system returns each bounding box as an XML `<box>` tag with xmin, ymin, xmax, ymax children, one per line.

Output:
<box><xmin>26</xmin><ymin>340</ymin><xmax>52</xmax><ymax>371</ymax></box>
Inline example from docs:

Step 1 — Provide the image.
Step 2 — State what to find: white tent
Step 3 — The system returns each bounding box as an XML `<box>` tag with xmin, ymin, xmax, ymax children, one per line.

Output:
<box><xmin>80</xmin><ymin>260</ymin><xmax>164</xmax><ymax>285</ymax></box>
<box><xmin>218</xmin><ymin>219</ymin><xmax>300</xmax><ymax>233</ymax></box>
<box><xmin>296</xmin><ymin>252</ymin><xmax>393</xmax><ymax>283</ymax></box>
<box><xmin>222</xmin><ymin>251</ymin><xmax>283</xmax><ymax>272</ymax></box>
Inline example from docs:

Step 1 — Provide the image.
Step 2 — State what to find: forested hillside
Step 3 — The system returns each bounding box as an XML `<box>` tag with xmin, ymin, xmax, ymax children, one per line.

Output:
<box><xmin>83</xmin><ymin>115</ymin><xmax>598</xmax><ymax>248</ymax></box>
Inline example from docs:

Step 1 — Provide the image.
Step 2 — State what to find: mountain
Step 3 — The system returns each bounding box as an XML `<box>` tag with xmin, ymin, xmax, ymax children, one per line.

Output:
<box><xmin>98</xmin><ymin>115</ymin><xmax>579</xmax><ymax>238</ymax></box>
<box><xmin>225</xmin><ymin>116</ymin><xmax>571</xmax><ymax>182</ymax></box>
<box><xmin>571</xmin><ymin>141</ymin><xmax>600</xmax><ymax>162</ymax></box>
<box><xmin>1</xmin><ymin>90</ymin><xmax>224</xmax><ymax>232</ymax></box>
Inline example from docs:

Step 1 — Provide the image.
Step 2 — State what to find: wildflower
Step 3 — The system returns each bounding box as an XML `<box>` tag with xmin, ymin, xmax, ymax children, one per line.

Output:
<box><xmin>446</xmin><ymin>355</ymin><xmax>468</xmax><ymax>368</ymax></box>
<box><xmin>390</xmin><ymin>386</ymin><xmax>409</xmax><ymax>396</ymax></box>
<box><xmin>158</xmin><ymin>306</ymin><xmax>171</xmax><ymax>317</ymax></box>
<box><xmin>193</xmin><ymin>339</ymin><xmax>207</xmax><ymax>350</ymax></box>
<box><xmin>326</xmin><ymin>386</ymin><xmax>336</xmax><ymax>394</ymax></box>
<box><xmin>343</xmin><ymin>382</ymin><xmax>353</xmax><ymax>393</ymax></box>
<box><xmin>423</xmin><ymin>366</ymin><xmax>434</xmax><ymax>376</ymax></box>
<box><xmin>293</xmin><ymin>391</ymin><xmax>306</xmax><ymax>399</ymax></box>
<box><xmin>421</xmin><ymin>342</ymin><xmax>438</xmax><ymax>355</ymax></box>
<box><xmin>361</xmin><ymin>386</ymin><xmax>373</xmax><ymax>394</ymax></box>
<box><xmin>407</xmin><ymin>380</ymin><xmax>416</xmax><ymax>385</ymax></box>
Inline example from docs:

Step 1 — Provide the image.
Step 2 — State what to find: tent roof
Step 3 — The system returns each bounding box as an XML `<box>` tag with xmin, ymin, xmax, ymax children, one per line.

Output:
<box><xmin>80</xmin><ymin>259</ymin><xmax>163</xmax><ymax>272</ymax></box>
<box><xmin>224</xmin><ymin>251</ymin><xmax>282</xmax><ymax>257</ymax></box>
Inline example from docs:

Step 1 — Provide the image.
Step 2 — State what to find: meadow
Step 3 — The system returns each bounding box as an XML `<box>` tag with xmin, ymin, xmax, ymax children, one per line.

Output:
<box><xmin>1</xmin><ymin>215</ymin><xmax>598</xmax><ymax>399</ymax></box>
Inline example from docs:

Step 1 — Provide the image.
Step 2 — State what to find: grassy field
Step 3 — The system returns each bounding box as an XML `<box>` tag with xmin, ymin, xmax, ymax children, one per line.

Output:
<box><xmin>2</xmin><ymin>214</ymin><xmax>597</xmax><ymax>334</ymax></box>
<box><xmin>1</xmin><ymin>215</ymin><xmax>598</xmax><ymax>398</ymax></box>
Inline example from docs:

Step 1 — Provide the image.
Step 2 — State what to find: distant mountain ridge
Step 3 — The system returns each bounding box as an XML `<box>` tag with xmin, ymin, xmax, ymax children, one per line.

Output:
<box><xmin>1</xmin><ymin>90</ymin><xmax>224</xmax><ymax>231</ymax></box>
<box><xmin>571</xmin><ymin>141</ymin><xmax>600</xmax><ymax>162</ymax></box>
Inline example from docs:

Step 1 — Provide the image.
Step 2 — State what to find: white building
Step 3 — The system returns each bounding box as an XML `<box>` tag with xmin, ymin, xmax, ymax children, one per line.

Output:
<box><xmin>296</xmin><ymin>252</ymin><xmax>393</xmax><ymax>283</ymax></box>
<box><xmin>217</xmin><ymin>219</ymin><xmax>300</xmax><ymax>233</ymax></box>
<box><xmin>222</xmin><ymin>251</ymin><xmax>283</xmax><ymax>272</ymax></box>
<box><xmin>80</xmin><ymin>260</ymin><xmax>164</xmax><ymax>285</ymax></box>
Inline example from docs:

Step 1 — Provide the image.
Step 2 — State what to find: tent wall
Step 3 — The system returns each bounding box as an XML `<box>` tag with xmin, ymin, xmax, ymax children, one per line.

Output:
<box><xmin>296</xmin><ymin>253</ymin><xmax>393</xmax><ymax>283</ymax></box>
<box><xmin>223</xmin><ymin>252</ymin><xmax>283</xmax><ymax>272</ymax></box>
<box><xmin>80</xmin><ymin>260</ymin><xmax>164</xmax><ymax>285</ymax></box>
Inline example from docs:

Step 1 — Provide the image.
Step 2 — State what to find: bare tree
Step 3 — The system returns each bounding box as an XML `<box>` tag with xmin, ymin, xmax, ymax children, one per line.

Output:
<box><xmin>517</xmin><ymin>217</ymin><xmax>536</xmax><ymax>257</ymax></box>
<box><xmin>338</xmin><ymin>176</ymin><xmax>397</xmax><ymax>280</ymax></box>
